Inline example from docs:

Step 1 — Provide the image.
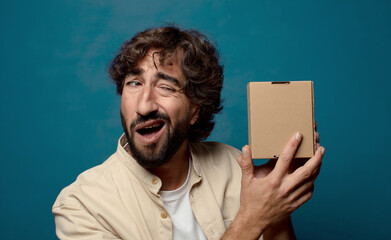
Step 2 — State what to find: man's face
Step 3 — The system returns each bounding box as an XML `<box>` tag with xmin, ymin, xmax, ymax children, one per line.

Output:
<box><xmin>120</xmin><ymin>50</ymin><xmax>199</xmax><ymax>168</ymax></box>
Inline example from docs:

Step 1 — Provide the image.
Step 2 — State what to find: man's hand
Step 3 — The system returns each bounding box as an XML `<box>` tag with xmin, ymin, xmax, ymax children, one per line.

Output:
<box><xmin>255</xmin><ymin>122</ymin><xmax>321</xmax><ymax>179</ymax></box>
<box><xmin>223</xmin><ymin>132</ymin><xmax>324</xmax><ymax>240</ymax></box>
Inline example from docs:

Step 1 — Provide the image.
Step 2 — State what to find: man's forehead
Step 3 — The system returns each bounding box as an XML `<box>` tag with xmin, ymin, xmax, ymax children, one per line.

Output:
<box><xmin>130</xmin><ymin>49</ymin><xmax>185</xmax><ymax>80</ymax></box>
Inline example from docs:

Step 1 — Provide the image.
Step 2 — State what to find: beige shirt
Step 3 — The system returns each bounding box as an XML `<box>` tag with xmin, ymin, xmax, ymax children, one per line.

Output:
<box><xmin>53</xmin><ymin>135</ymin><xmax>243</xmax><ymax>240</ymax></box>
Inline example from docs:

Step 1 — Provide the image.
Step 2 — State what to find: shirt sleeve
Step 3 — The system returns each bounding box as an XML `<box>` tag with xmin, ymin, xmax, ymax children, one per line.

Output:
<box><xmin>53</xmin><ymin>201</ymin><xmax>120</xmax><ymax>240</ymax></box>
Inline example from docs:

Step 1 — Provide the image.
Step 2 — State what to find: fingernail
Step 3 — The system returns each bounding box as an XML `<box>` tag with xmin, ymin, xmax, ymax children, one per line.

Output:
<box><xmin>242</xmin><ymin>145</ymin><xmax>246</xmax><ymax>153</ymax></box>
<box><xmin>296</xmin><ymin>132</ymin><xmax>302</xmax><ymax>140</ymax></box>
<box><xmin>242</xmin><ymin>145</ymin><xmax>253</xmax><ymax>157</ymax></box>
<box><xmin>321</xmin><ymin>147</ymin><xmax>325</xmax><ymax>155</ymax></box>
<box><xmin>242</xmin><ymin>145</ymin><xmax>249</xmax><ymax>156</ymax></box>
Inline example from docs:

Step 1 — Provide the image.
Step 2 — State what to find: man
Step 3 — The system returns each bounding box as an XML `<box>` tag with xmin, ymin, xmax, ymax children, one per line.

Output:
<box><xmin>53</xmin><ymin>25</ymin><xmax>324</xmax><ymax>240</ymax></box>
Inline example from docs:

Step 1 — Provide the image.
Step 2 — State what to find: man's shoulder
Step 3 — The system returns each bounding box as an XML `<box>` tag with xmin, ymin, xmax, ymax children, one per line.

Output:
<box><xmin>53</xmin><ymin>153</ymin><xmax>122</xmax><ymax>209</ymax></box>
<box><xmin>190</xmin><ymin>141</ymin><xmax>241</xmax><ymax>172</ymax></box>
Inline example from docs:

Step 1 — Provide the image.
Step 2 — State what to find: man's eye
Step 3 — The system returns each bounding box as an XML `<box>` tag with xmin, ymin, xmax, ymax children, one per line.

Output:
<box><xmin>126</xmin><ymin>80</ymin><xmax>141</xmax><ymax>87</ymax></box>
<box><xmin>159</xmin><ymin>85</ymin><xmax>175</xmax><ymax>92</ymax></box>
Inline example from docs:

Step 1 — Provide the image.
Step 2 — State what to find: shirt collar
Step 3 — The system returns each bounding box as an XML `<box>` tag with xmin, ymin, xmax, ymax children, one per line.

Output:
<box><xmin>116</xmin><ymin>134</ymin><xmax>162</xmax><ymax>195</ymax></box>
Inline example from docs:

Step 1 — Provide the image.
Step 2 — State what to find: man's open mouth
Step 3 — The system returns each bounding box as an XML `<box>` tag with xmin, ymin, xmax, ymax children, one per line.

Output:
<box><xmin>137</xmin><ymin>122</ymin><xmax>164</xmax><ymax>136</ymax></box>
<box><xmin>135</xmin><ymin>120</ymin><xmax>166</xmax><ymax>144</ymax></box>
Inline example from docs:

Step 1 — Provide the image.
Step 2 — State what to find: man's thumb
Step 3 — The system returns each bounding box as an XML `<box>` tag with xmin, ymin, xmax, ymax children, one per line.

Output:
<box><xmin>238</xmin><ymin>145</ymin><xmax>254</xmax><ymax>181</ymax></box>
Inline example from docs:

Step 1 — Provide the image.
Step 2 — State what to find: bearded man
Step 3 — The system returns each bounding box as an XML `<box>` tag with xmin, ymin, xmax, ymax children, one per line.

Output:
<box><xmin>53</xmin><ymin>26</ymin><xmax>324</xmax><ymax>240</ymax></box>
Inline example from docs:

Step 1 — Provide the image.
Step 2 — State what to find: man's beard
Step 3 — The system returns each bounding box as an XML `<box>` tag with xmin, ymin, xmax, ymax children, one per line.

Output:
<box><xmin>121</xmin><ymin>111</ymin><xmax>190</xmax><ymax>169</ymax></box>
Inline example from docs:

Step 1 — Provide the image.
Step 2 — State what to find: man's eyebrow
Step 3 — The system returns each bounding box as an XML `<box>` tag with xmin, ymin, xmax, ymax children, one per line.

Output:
<box><xmin>128</xmin><ymin>68</ymin><xmax>143</xmax><ymax>76</ymax></box>
<box><xmin>156</xmin><ymin>72</ymin><xmax>181</xmax><ymax>87</ymax></box>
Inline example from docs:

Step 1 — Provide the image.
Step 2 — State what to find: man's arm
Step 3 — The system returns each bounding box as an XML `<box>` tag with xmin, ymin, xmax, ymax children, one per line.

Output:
<box><xmin>222</xmin><ymin>132</ymin><xmax>324</xmax><ymax>240</ymax></box>
<box><xmin>262</xmin><ymin>216</ymin><xmax>296</xmax><ymax>240</ymax></box>
<box><xmin>53</xmin><ymin>203</ymin><xmax>121</xmax><ymax>240</ymax></box>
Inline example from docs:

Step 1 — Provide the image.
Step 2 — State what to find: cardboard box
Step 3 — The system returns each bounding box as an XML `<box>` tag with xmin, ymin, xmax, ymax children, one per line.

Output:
<box><xmin>247</xmin><ymin>81</ymin><xmax>315</xmax><ymax>159</ymax></box>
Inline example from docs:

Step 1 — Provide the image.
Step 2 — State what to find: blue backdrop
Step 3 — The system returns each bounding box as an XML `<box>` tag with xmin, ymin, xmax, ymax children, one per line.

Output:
<box><xmin>1</xmin><ymin>0</ymin><xmax>390</xmax><ymax>239</ymax></box>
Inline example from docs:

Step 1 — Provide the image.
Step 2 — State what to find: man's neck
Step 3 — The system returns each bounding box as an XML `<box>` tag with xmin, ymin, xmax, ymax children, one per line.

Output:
<box><xmin>148</xmin><ymin>141</ymin><xmax>190</xmax><ymax>191</ymax></box>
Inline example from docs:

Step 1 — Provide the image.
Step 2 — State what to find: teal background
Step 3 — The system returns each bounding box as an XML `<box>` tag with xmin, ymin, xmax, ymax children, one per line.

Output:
<box><xmin>1</xmin><ymin>0</ymin><xmax>390</xmax><ymax>239</ymax></box>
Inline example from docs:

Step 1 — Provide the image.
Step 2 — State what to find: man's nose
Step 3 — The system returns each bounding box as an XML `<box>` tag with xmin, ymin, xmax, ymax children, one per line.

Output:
<box><xmin>136</xmin><ymin>85</ymin><xmax>158</xmax><ymax>116</ymax></box>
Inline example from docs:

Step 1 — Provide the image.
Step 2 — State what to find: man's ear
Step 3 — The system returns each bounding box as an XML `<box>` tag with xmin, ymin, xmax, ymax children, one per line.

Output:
<box><xmin>190</xmin><ymin>105</ymin><xmax>200</xmax><ymax>125</ymax></box>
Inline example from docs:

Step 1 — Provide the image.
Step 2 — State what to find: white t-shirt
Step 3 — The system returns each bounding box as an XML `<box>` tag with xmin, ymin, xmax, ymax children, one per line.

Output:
<box><xmin>160</xmin><ymin>160</ymin><xmax>207</xmax><ymax>240</ymax></box>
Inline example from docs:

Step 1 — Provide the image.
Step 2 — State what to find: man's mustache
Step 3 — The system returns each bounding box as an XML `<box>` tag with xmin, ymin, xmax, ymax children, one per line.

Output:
<box><xmin>130</xmin><ymin>112</ymin><xmax>171</xmax><ymax>129</ymax></box>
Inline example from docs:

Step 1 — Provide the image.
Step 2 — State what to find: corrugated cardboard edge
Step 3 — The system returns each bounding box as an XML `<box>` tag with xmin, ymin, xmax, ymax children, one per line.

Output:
<box><xmin>311</xmin><ymin>81</ymin><xmax>316</xmax><ymax>156</ymax></box>
<box><xmin>247</xmin><ymin>83</ymin><xmax>253</xmax><ymax>151</ymax></box>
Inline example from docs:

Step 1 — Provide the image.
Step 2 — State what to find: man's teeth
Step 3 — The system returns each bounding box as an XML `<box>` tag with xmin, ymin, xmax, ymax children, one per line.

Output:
<box><xmin>144</xmin><ymin>124</ymin><xmax>161</xmax><ymax>129</ymax></box>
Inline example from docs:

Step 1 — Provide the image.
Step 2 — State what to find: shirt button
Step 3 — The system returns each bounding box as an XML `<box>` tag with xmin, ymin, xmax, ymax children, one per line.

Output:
<box><xmin>152</xmin><ymin>178</ymin><xmax>158</xmax><ymax>185</ymax></box>
<box><xmin>161</xmin><ymin>211</ymin><xmax>168</xmax><ymax>219</ymax></box>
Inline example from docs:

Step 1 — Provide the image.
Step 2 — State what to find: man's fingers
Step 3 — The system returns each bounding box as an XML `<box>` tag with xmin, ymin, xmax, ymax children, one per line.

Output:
<box><xmin>287</xmin><ymin>147</ymin><xmax>325</xmax><ymax>190</ymax></box>
<box><xmin>238</xmin><ymin>145</ymin><xmax>254</xmax><ymax>182</ymax></box>
<box><xmin>315</xmin><ymin>132</ymin><xmax>319</xmax><ymax>143</ymax></box>
<box><xmin>287</xmin><ymin>179</ymin><xmax>314</xmax><ymax>204</ymax></box>
<box><xmin>289</xmin><ymin>189</ymin><xmax>314</xmax><ymax>213</ymax></box>
<box><xmin>272</xmin><ymin>132</ymin><xmax>303</xmax><ymax>179</ymax></box>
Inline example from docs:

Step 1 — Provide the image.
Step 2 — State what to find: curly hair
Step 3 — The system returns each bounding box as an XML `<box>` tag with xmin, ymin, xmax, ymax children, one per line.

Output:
<box><xmin>108</xmin><ymin>25</ymin><xmax>223</xmax><ymax>142</ymax></box>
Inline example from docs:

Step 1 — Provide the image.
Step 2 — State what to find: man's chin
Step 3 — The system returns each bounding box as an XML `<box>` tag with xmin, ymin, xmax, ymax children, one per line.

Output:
<box><xmin>134</xmin><ymin>143</ymin><xmax>161</xmax><ymax>158</ymax></box>
<box><xmin>132</xmin><ymin>153</ymin><xmax>170</xmax><ymax>169</ymax></box>
<box><xmin>128</xmin><ymin>141</ymin><xmax>170</xmax><ymax>169</ymax></box>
